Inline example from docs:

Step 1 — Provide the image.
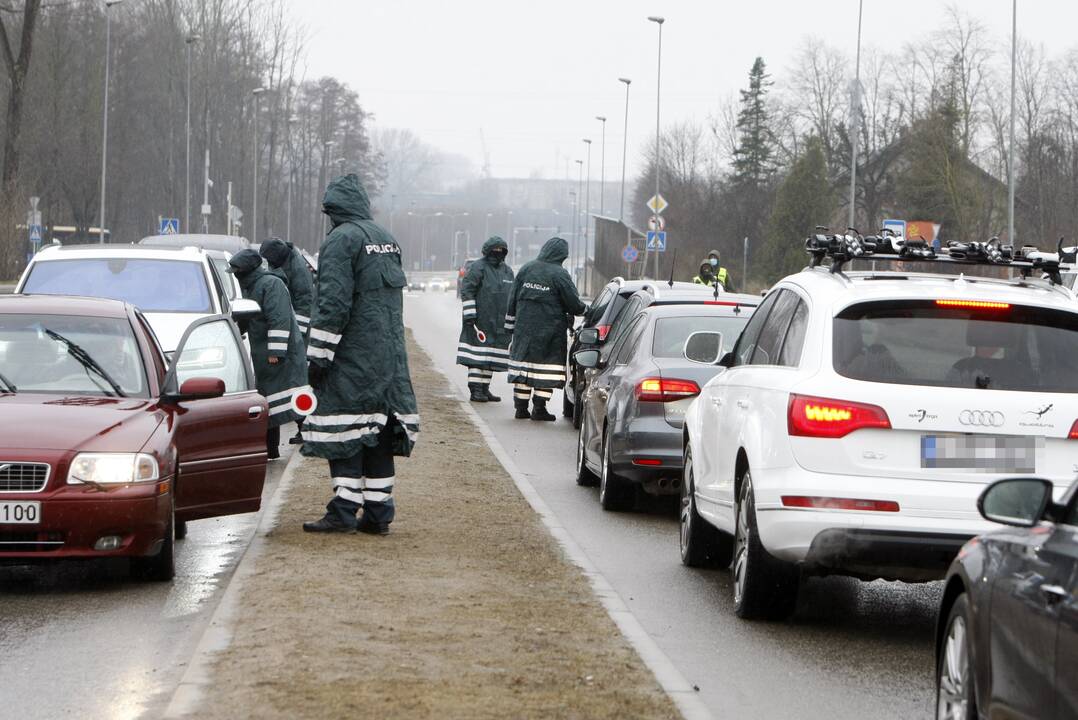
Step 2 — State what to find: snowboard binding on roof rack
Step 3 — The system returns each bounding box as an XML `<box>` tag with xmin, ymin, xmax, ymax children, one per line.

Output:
<box><xmin>804</xmin><ymin>228</ymin><xmax>1076</xmax><ymax>285</ymax></box>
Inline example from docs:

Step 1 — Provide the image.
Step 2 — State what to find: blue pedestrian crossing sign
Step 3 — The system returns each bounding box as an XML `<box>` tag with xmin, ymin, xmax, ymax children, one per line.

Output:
<box><xmin>160</xmin><ymin>217</ymin><xmax>180</xmax><ymax>235</ymax></box>
<box><xmin>646</xmin><ymin>231</ymin><xmax>667</xmax><ymax>252</ymax></box>
<box><xmin>29</xmin><ymin>224</ymin><xmax>43</xmax><ymax>243</ymax></box>
<box><xmin>622</xmin><ymin>244</ymin><xmax>639</xmax><ymax>263</ymax></box>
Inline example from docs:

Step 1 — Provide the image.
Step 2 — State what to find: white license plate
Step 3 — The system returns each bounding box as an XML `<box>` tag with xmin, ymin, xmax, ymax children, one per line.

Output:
<box><xmin>0</xmin><ymin>501</ymin><xmax>40</xmax><ymax>524</ymax></box>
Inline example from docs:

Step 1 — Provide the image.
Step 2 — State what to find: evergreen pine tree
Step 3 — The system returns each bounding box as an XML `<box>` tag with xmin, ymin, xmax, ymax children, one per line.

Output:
<box><xmin>733</xmin><ymin>57</ymin><xmax>776</xmax><ymax>187</ymax></box>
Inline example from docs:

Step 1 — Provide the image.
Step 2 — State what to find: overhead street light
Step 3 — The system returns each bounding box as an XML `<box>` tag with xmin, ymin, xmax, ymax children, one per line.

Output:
<box><xmin>595</xmin><ymin>116</ymin><xmax>607</xmax><ymax>218</ymax></box>
<box><xmin>251</xmin><ymin>86</ymin><xmax>267</xmax><ymax>242</ymax></box>
<box><xmin>99</xmin><ymin>0</ymin><xmax>125</xmax><ymax>243</ymax></box>
<box><xmin>647</xmin><ymin>15</ymin><xmax>665</xmax><ymax>279</ymax></box>
<box><xmin>185</xmin><ymin>33</ymin><xmax>200</xmax><ymax>233</ymax></box>
<box><xmin>618</xmin><ymin>78</ymin><xmax>631</xmax><ymax>221</ymax></box>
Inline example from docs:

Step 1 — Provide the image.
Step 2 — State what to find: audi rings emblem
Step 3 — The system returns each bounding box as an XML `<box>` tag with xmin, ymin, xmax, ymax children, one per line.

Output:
<box><xmin>959</xmin><ymin>410</ymin><xmax>1005</xmax><ymax>427</ymax></box>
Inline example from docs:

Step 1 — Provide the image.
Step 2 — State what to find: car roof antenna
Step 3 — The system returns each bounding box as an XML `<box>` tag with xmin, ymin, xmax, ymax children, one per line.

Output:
<box><xmin>668</xmin><ymin>249</ymin><xmax>677</xmax><ymax>288</ymax></box>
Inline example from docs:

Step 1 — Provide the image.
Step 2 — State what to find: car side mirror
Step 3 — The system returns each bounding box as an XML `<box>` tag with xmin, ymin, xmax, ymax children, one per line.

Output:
<box><xmin>977</xmin><ymin>477</ymin><xmax>1055</xmax><ymax>527</ymax></box>
<box><xmin>230</xmin><ymin>298</ymin><xmax>261</xmax><ymax>322</ymax></box>
<box><xmin>684</xmin><ymin>331</ymin><xmax>723</xmax><ymax>365</ymax></box>
<box><xmin>574</xmin><ymin>349</ymin><xmax>602</xmax><ymax>369</ymax></box>
<box><xmin>718</xmin><ymin>352</ymin><xmax>734</xmax><ymax>368</ymax></box>
<box><xmin>577</xmin><ymin>327</ymin><xmax>600</xmax><ymax>345</ymax></box>
<box><xmin>175</xmin><ymin>377</ymin><xmax>226</xmax><ymax>401</ymax></box>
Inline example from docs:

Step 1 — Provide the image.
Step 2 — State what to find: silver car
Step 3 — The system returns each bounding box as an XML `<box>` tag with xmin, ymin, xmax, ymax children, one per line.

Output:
<box><xmin>574</xmin><ymin>302</ymin><xmax>755</xmax><ymax>511</ymax></box>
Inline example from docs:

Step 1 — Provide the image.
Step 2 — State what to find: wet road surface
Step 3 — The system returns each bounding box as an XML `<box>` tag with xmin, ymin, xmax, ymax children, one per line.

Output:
<box><xmin>0</xmin><ymin>446</ymin><xmax>293</xmax><ymax>720</ymax></box>
<box><xmin>406</xmin><ymin>291</ymin><xmax>941</xmax><ymax>720</ymax></box>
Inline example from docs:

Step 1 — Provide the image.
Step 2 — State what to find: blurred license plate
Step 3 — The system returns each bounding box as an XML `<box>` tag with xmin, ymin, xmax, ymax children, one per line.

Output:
<box><xmin>0</xmin><ymin>501</ymin><xmax>40</xmax><ymax>524</ymax></box>
<box><xmin>921</xmin><ymin>434</ymin><xmax>1038</xmax><ymax>473</ymax></box>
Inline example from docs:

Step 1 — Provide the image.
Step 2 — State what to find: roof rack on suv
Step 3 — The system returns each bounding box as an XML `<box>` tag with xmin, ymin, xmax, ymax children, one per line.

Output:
<box><xmin>804</xmin><ymin>226</ymin><xmax>1077</xmax><ymax>288</ymax></box>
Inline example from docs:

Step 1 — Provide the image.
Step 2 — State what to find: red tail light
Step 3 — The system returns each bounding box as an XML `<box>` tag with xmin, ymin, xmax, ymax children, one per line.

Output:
<box><xmin>596</xmin><ymin>324</ymin><xmax>612</xmax><ymax>341</ymax></box>
<box><xmin>781</xmin><ymin>496</ymin><xmax>900</xmax><ymax>512</ymax></box>
<box><xmin>636</xmin><ymin>377</ymin><xmax>701</xmax><ymax>402</ymax></box>
<box><xmin>788</xmin><ymin>394</ymin><xmax>891</xmax><ymax>438</ymax></box>
<box><xmin>1068</xmin><ymin>419</ymin><xmax>1078</xmax><ymax>439</ymax></box>
<box><xmin>632</xmin><ymin>458</ymin><xmax>663</xmax><ymax>466</ymax></box>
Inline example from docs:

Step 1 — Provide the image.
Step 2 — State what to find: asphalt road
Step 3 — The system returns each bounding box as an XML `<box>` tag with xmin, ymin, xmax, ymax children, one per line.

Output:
<box><xmin>405</xmin><ymin>290</ymin><xmax>942</xmax><ymax>720</ymax></box>
<box><xmin>0</xmin><ymin>444</ymin><xmax>295</xmax><ymax>720</ymax></box>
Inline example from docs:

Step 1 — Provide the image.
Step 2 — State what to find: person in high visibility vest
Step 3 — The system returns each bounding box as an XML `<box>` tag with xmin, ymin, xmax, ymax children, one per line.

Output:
<box><xmin>692</xmin><ymin>261</ymin><xmax>717</xmax><ymax>287</ymax></box>
<box><xmin>706</xmin><ymin>249</ymin><xmax>734</xmax><ymax>290</ymax></box>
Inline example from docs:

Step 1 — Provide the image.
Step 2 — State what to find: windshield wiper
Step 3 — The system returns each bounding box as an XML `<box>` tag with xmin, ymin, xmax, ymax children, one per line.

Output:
<box><xmin>42</xmin><ymin>328</ymin><xmax>127</xmax><ymax>398</ymax></box>
<box><xmin>0</xmin><ymin>370</ymin><xmax>15</xmax><ymax>393</ymax></box>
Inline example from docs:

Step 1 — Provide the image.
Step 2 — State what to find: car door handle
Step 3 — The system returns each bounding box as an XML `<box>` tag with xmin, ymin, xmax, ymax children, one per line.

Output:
<box><xmin>1040</xmin><ymin>584</ymin><xmax>1067</xmax><ymax>604</ymax></box>
<box><xmin>737</xmin><ymin>400</ymin><xmax>749</xmax><ymax>409</ymax></box>
<box><xmin>248</xmin><ymin>405</ymin><xmax>264</xmax><ymax>419</ymax></box>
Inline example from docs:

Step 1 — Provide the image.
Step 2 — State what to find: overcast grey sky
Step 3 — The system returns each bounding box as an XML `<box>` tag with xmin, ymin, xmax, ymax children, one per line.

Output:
<box><xmin>293</xmin><ymin>1</ymin><xmax>1076</xmax><ymax>181</ymax></box>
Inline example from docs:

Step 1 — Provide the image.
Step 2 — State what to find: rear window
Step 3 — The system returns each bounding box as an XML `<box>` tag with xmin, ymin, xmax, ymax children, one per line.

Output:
<box><xmin>23</xmin><ymin>258</ymin><xmax>212</xmax><ymax>313</ymax></box>
<box><xmin>834</xmin><ymin>300</ymin><xmax>1078</xmax><ymax>393</ymax></box>
<box><xmin>652</xmin><ymin>315</ymin><xmax>749</xmax><ymax>358</ymax></box>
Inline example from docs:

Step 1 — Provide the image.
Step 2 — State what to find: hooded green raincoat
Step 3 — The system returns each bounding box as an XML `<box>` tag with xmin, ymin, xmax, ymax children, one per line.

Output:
<box><xmin>456</xmin><ymin>236</ymin><xmax>514</xmax><ymax>371</ymax></box>
<box><xmin>260</xmin><ymin>238</ymin><xmax>316</xmax><ymax>335</ymax></box>
<box><xmin>505</xmin><ymin>237</ymin><xmax>585</xmax><ymax>389</ymax></box>
<box><xmin>231</xmin><ymin>252</ymin><xmax>307</xmax><ymax>428</ymax></box>
<box><xmin>301</xmin><ymin>174</ymin><xmax>419</xmax><ymax>459</ymax></box>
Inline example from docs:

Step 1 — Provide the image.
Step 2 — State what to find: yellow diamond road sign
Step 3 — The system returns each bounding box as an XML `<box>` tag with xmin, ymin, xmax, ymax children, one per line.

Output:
<box><xmin>646</xmin><ymin>194</ymin><xmax>668</xmax><ymax>214</ymax></box>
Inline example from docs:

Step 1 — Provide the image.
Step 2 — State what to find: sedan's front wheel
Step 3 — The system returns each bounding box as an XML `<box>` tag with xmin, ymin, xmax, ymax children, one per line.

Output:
<box><xmin>680</xmin><ymin>445</ymin><xmax>732</xmax><ymax>568</ymax></box>
<box><xmin>732</xmin><ymin>469</ymin><xmax>798</xmax><ymax>620</ymax></box>
<box><xmin>131</xmin><ymin>496</ymin><xmax>176</xmax><ymax>582</ymax></box>
<box><xmin>936</xmin><ymin>594</ymin><xmax>977</xmax><ymax>720</ymax></box>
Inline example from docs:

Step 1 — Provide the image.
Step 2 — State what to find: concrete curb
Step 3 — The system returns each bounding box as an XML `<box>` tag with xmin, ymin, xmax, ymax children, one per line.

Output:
<box><xmin>162</xmin><ymin>450</ymin><xmax>304</xmax><ymax>718</ymax></box>
<box><xmin>453</xmin><ymin>397</ymin><xmax>713</xmax><ymax>720</ymax></box>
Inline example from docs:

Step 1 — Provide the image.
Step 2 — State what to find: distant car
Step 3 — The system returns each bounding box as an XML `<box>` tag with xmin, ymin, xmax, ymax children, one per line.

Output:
<box><xmin>0</xmin><ymin>294</ymin><xmax>269</xmax><ymax>581</ymax></box>
<box><xmin>574</xmin><ymin>303</ymin><xmax>753</xmax><ymax>510</ymax></box>
<box><xmin>407</xmin><ymin>278</ymin><xmax>426</xmax><ymax>292</ymax></box>
<box><xmin>17</xmin><ymin>244</ymin><xmax>257</xmax><ymax>354</ymax></box>
<box><xmin>427</xmin><ymin>277</ymin><xmax>449</xmax><ymax>292</ymax></box>
<box><xmin>935</xmin><ymin>476</ymin><xmax>1077</xmax><ymax>720</ymax></box>
<box><xmin>139</xmin><ymin>233</ymin><xmax>249</xmax><ymax>254</ymax></box>
<box><xmin>457</xmin><ymin>259</ymin><xmax>478</xmax><ymax>298</ymax></box>
<box><xmin>565</xmin><ymin>280</ymin><xmax>752</xmax><ymax>428</ymax></box>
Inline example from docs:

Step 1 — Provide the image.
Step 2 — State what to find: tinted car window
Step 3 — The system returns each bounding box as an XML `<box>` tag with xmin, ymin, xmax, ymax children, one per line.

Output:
<box><xmin>733</xmin><ymin>290</ymin><xmax>779</xmax><ymax>366</ymax></box>
<box><xmin>586</xmin><ymin>287</ymin><xmax>614</xmax><ymax>325</ymax></box>
<box><xmin>777</xmin><ymin>298</ymin><xmax>809</xmax><ymax>367</ymax></box>
<box><xmin>652</xmin><ymin>315</ymin><xmax>749</xmax><ymax>358</ymax></box>
<box><xmin>605</xmin><ymin>297</ymin><xmax>643</xmax><ymax>348</ymax></box>
<box><xmin>606</xmin><ymin>314</ymin><xmax>643</xmax><ymax>365</ymax></box>
<box><xmin>211</xmin><ymin>257</ymin><xmax>236</xmax><ymax>301</ymax></box>
<box><xmin>0</xmin><ymin>313</ymin><xmax>147</xmax><ymax>396</ymax></box>
<box><xmin>24</xmin><ymin>258</ymin><xmax>213</xmax><ymax>313</ymax></box>
<box><xmin>751</xmin><ymin>290</ymin><xmax>799</xmax><ymax>365</ymax></box>
<box><xmin>834</xmin><ymin>300</ymin><xmax>1078</xmax><ymax>392</ymax></box>
<box><xmin>615</xmin><ymin>316</ymin><xmax>648</xmax><ymax>365</ymax></box>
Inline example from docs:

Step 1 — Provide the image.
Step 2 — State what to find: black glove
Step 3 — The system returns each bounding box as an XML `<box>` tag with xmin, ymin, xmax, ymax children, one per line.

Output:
<box><xmin>308</xmin><ymin>362</ymin><xmax>328</xmax><ymax>389</ymax></box>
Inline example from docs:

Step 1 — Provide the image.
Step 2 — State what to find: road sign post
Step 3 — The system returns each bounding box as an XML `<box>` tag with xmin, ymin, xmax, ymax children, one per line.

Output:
<box><xmin>646</xmin><ymin>231</ymin><xmax>667</xmax><ymax>252</ymax></box>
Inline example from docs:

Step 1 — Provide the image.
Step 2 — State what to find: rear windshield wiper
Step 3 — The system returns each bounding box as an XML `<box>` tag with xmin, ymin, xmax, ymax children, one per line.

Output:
<box><xmin>42</xmin><ymin>327</ymin><xmax>127</xmax><ymax>397</ymax></box>
<box><xmin>0</xmin><ymin>369</ymin><xmax>15</xmax><ymax>393</ymax></box>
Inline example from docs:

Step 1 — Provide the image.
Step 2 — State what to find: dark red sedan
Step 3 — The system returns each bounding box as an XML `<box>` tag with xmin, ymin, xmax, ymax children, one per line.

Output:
<box><xmin>0</xmin><ymin>294</ymin><xmax>268</xmax><ymax>580</ymax></box>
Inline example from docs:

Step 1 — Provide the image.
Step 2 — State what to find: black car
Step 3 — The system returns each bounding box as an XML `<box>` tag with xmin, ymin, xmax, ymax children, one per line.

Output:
<box><xmin>935</xmin><ymin>476</ymin><xmax>1077</xmax><ymax>720</ymax></box>
<box><xmin>573</xmin><ymin>303</ymin><xmax>753</xmax><ymax>510</ymax></box>
<box><xmin>564</xmin><ymin>281</ymin><xmax>757</xmax><ymax>428</ymax></box>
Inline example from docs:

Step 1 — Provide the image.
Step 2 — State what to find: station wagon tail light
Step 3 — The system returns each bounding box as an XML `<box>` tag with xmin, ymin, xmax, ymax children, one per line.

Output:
<box><xmin>636</xmin><ymin>377</ymin><xmax>700</xmax><ymax>402</ymax></box>
<box><xmin>781</xmin><ymin>496</ymin><xmax>900</xmax><ymax>512</ymax></box>
<box><xmin>788</xmin><ymin>394</ymin><xmax>891</xmax><ymax>438</ymax></box>
<box><xmin>67</xmin><ymin>453</ymin><xmax>159</xmax><ymax>485</ymax></box>
<box><xmin>1068</xmin><ymin>419</ymin><xmax>1078</xmax><ymax>439</ymax></box>
<box><xmin>596</xmin><ymin>324</ymin><xmax>612</xmax><ymax>341</ymax></box>
<box><xmin>934</xmin><ymin>299</ymin><xmax>1010</xmax><ymax>310</ymax></box>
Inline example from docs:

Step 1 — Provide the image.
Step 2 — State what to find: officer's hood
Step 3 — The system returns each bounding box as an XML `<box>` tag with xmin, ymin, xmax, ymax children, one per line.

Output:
<box><xmin>483</xmin><ymin>236</ymin><xmax>508</xmax><ymax>262</ymax></box>
<box><xmin>322</xmin><ymin>173</ymin><xmax>371</xmax><ymax>228</ymax></box>
<box><xmin>699</xmin><ymin>261</ymin><xmax>712</xmax><ymax>274</ymax></box>
<box><xmin>537</xmin><ymin>236</ymin><xmax>569</xmax><ymax>265</ymax></box>
<box><xmin>228</xmin><ymin>247</ymin><xmax>263</xmax><ymax>275</ymax></box>
<box><xmin>707</xmin><ymin>249</ymin><xmax>721</xmax><ymax>262</ymax></box>
<box><xmin>259</xmin><ymin>237</ymin><xmax>291</xmax><ymax>268</ymax></box>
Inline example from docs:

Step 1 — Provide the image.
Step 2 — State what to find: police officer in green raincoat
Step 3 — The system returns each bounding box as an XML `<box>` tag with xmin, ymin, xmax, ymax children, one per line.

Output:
<box><xmin>457</xmin><ymin>236</ymin><xmax>513</xmax><ymax>402</ymax></box>
<box><xmin>259</xmin><ymin>237</ymin><xmax>315</xmax><ymax>337</ymax></box>
<box><xmin>302</xmin><ymin>174</ymin><xmax>419</xmax><ymax>536</ymax></box>
<box><xmin>227</xmin><ymin>248</ymin><xmax>307</xmax><ymax>459</ymax></box>
<box><xmin>505</xmin><ymin>236</ymin><xmax>586</xmax><ymax>421</ymax></box>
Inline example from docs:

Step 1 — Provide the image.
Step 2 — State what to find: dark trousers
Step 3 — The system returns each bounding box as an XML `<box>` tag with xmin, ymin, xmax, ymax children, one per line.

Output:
<box><xmin>267</xmin><ymin>425</ymin><xmax>281</xmax><ymax>458</ymax></box>
<box><xmin>325</xmin><ymin>422</ymin><xmax>396</xmax><ymax>527</ymax></box>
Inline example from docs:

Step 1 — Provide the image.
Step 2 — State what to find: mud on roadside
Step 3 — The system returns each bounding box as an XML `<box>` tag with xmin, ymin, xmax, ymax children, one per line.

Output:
<box><xmin>196</xmin><ymin>332</ymin><xmax>679</xmax><ymax>719</ymax></box>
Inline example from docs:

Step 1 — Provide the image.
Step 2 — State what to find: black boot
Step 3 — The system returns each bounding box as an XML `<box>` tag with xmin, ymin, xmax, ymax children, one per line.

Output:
<box><xmin>531</xmin><ymin>398</ymin><xmax>556</xmax><ymax>422</ymax></box>
<box><xmin>482</xmin><ymin>385</ymin><xmax>502</xmax><ymax>402</ymax></box>
<box><xmin>302</xmin><ymin>516</ymin><xmax>355</xmax><ymax>533</ymax></box>
<box><xmin>514</xmin><ymin>398</ymin><xmax>531</xmax><ymax>419</ymax></box>
<box><xmin>468</xmin><ymin>383</ymin><xmax>488</xmax><ymax>403</ymax></box>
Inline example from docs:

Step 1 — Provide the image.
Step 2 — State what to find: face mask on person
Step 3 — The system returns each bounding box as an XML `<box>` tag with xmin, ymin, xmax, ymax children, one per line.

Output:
<box><xmin>709</xmin><ymin>258</ymin><xmax>719</xmax><ymax>267</ymax></box>
<box><xmin>490</xmin><ymin>250</ymin><xmax>507</xmax><ymax>265</ymax></box>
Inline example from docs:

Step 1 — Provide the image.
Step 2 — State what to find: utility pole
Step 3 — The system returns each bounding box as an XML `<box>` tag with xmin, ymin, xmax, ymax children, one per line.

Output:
<box><xmin>595</xmin><ymin>116</ymin><xmax>606</xmax><ymax>216</ymax></box>
<box><xmin>583</xmin><ymin>138</ymin><xmax>592</xmax><ymax>295</ymax></box>
<box><xmin>648</xmin><ymin>15</ymin><xmax>665</xmax><ymax>279</ymax></box>
<box><xmin>201</xmin><ymin>147</ymin><xmax>211</xmax><ymax>233</ymax></box>
<box><xmin>618</xmin><ymin>78</ymin><xmax>632</xmax><ymax>222</ymax></box>
<box><xmin>99</xmin><ymin>0</ymin><xmax>125</xmax><ymax>243</ymax></box>
<box><xmin>251</xmin><ymin>87</ymin><xmax>267</xmax><ymax>242</ymax></box>
<box><xmin>185</xmin><ymin>34</ymin><xmax>199</xmax><ymax>233</ymax></box>
<box><xmin>848</xmin><ymin>0</ymin><xmax>864</xmax><ymax>230</ymax></box>
<box><xmin>1008</xmin><ymin>0</ymin><xmax>1017</xmax><ymax>244</ymax></box>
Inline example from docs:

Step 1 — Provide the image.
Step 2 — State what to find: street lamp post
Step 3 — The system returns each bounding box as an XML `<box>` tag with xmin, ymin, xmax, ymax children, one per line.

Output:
<box><xmin>320</xmin><ymin>140</ymin><xmax>335</xmax><ymax>236</ymax></box>
<box><xmin>583</xmin><ymin>138</ymin><xmax>592</xmax><ymax>295</ymax></box>
<box><xmin>285</xmin><ymin>115</ymin><xmax>296</xmax><ymax>242</ymax></box>
<box><xmin>506</xmin><ymin>210</ymin><xmax>513</xmax><ymax>262</ymax></box>
<box><xmin>595</xmin><ymin>116</ymin><xmax>606</xmax><ymax>217</ymax></box>
<box><xmin>185</xmin><ymin>33</ymin><xmax>199</xmax><ymax>233</ymax></box>
<box><xmin>251</xmin><ymin>86</ymin><xmax>267</xmax><ymax>242</ymax></box>
<box><xmin>1008</xmin><ymin>0</ymin><xmax>1017</xmax><ymax>244</ymax></box>
<box><xmin>647</xmin><ymin>15</ymin><xmax>665</xmax><ymax>279</ymax></box>
<box><xmin>99</xmin><ymin>0</ymin><xmax>125</xmax><ymax>243</ymax></box>
<box><xmin>847</xmin><ymin>0</ymin><xmax>863</xmax><ymax>230</ymax></box>
<box><xmin>574</xmin><ymin>158</ymin><xmax>584</xmax><ymax>289</ymax></box>
<box><xmin>618</xmin><ymin>78</ymin><xmax>631</xmax><ymax>222</ymax></box>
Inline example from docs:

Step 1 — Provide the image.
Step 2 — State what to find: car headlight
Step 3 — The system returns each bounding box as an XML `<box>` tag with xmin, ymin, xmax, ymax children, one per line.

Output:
<box><xmin>67</xmin><ymin>453</ymin><xmax>159</xmax><ymax>485</ymax></box>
